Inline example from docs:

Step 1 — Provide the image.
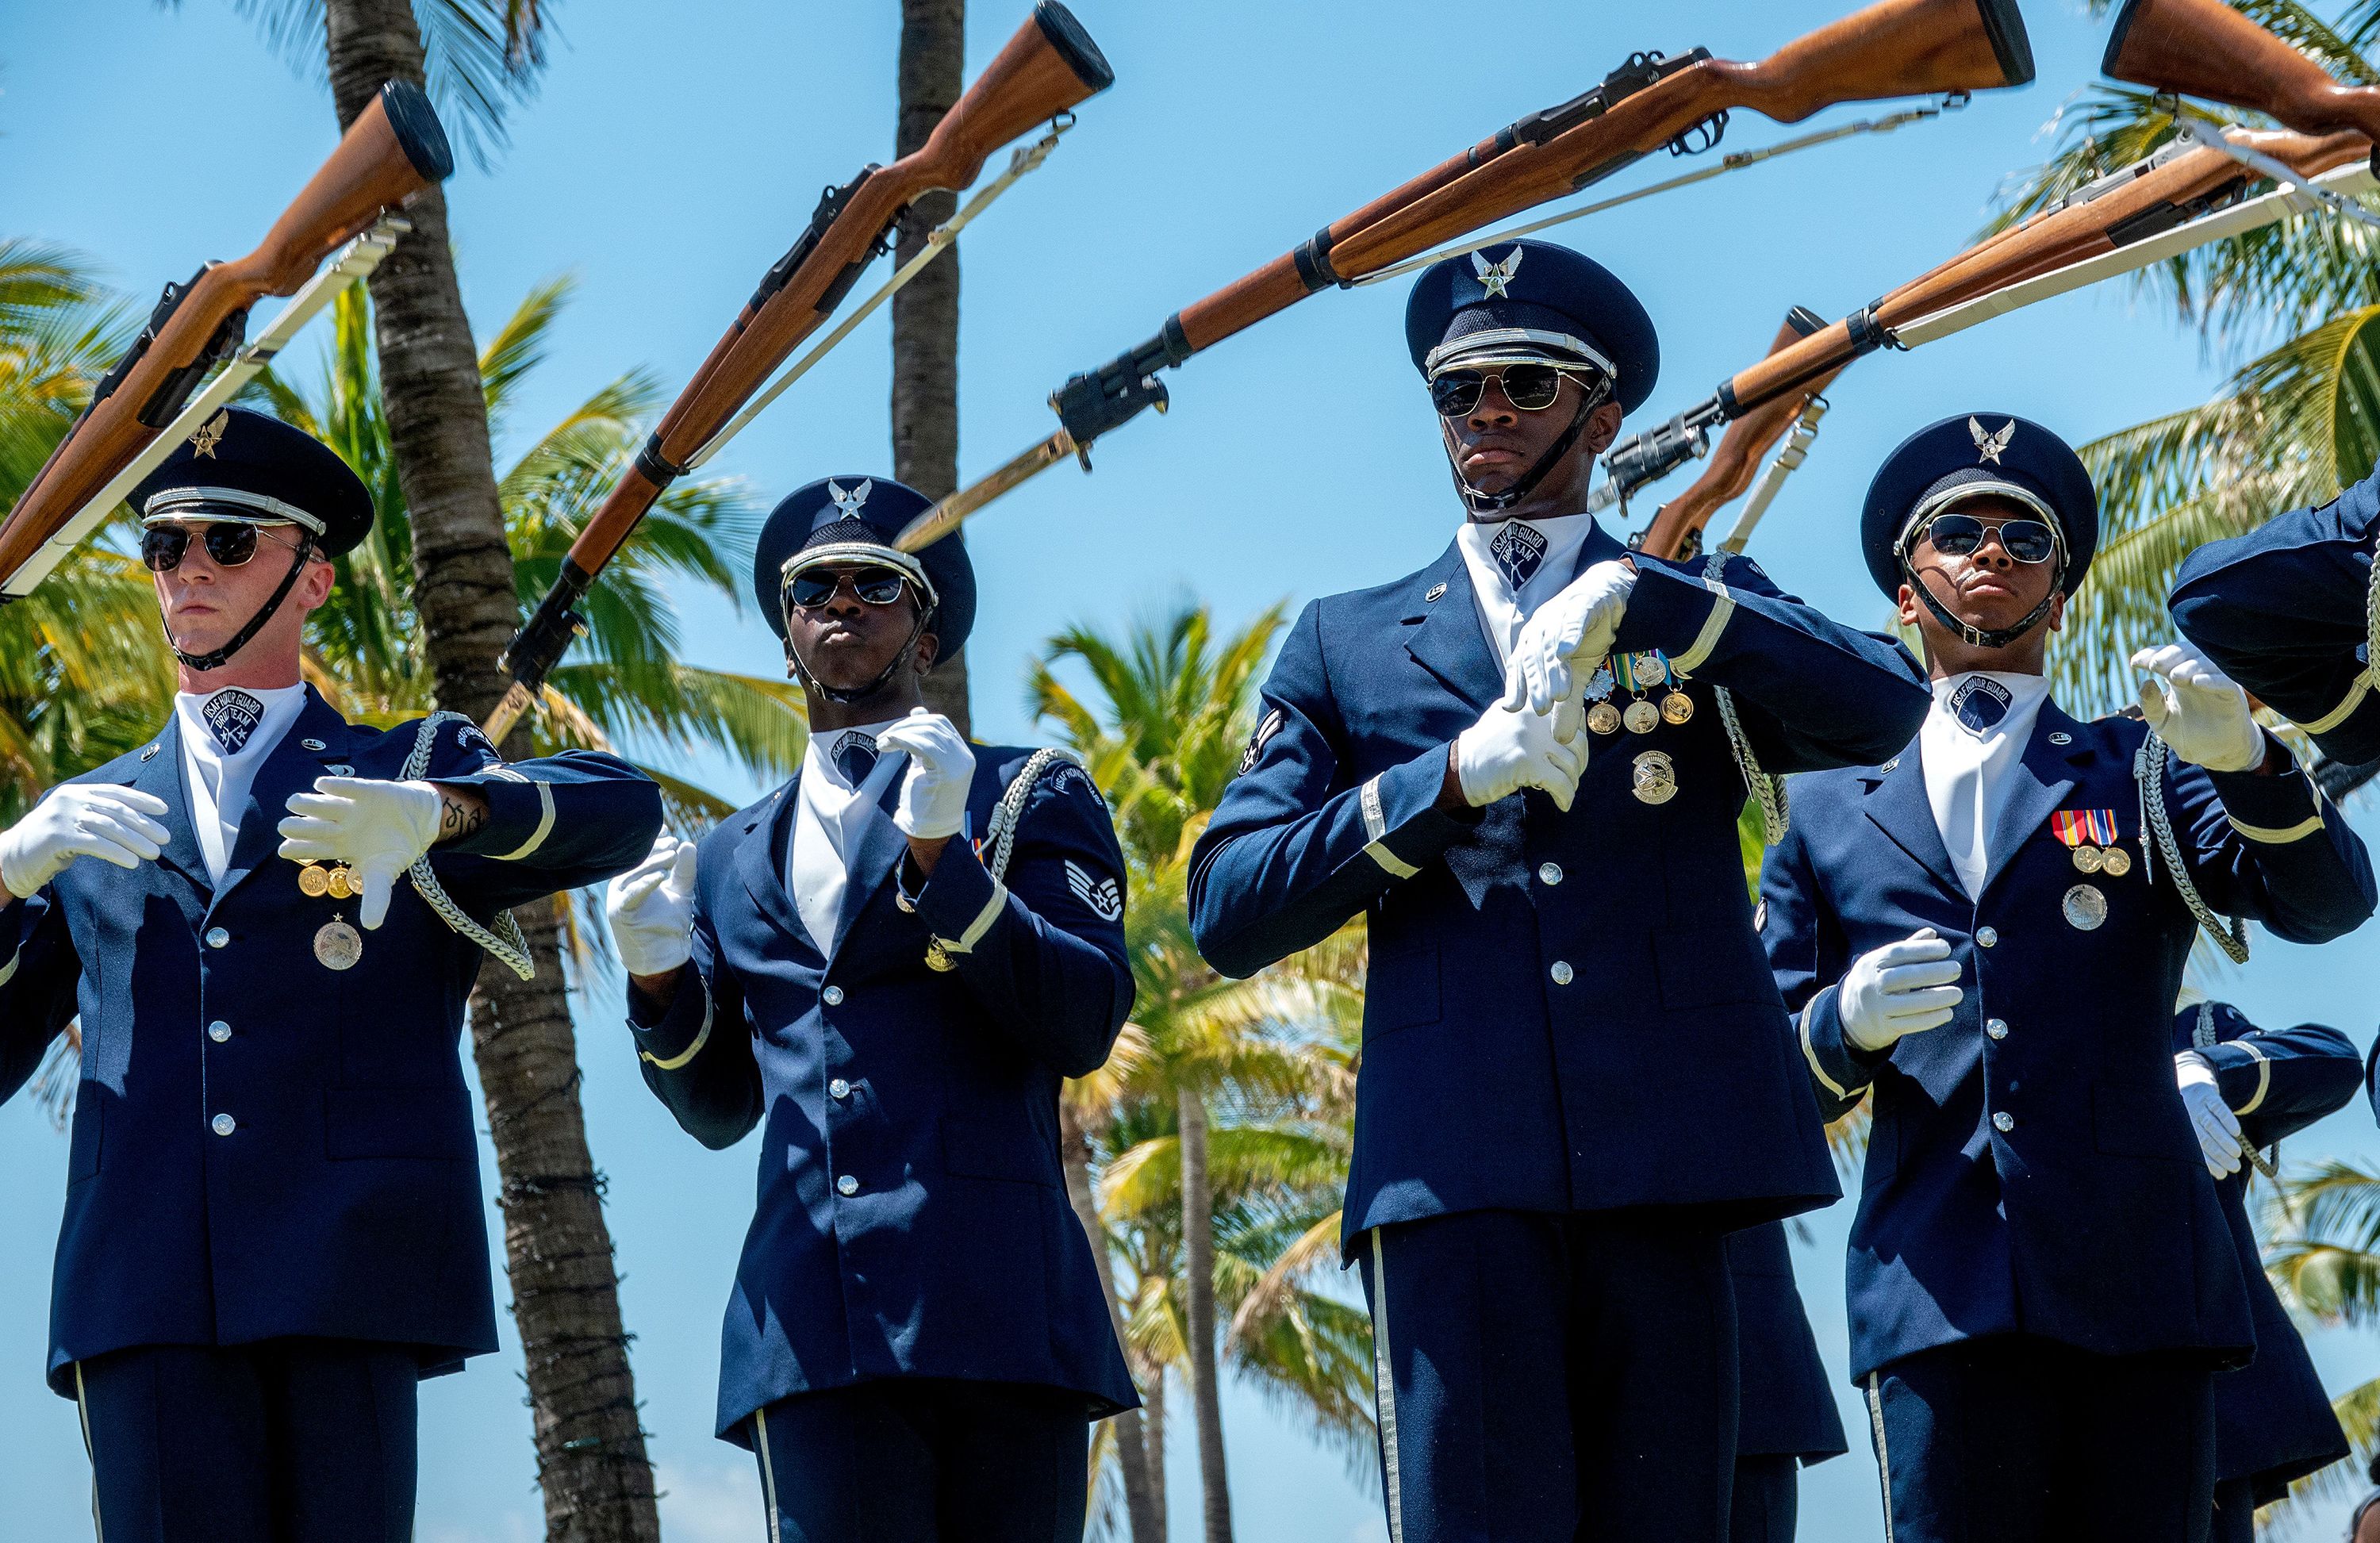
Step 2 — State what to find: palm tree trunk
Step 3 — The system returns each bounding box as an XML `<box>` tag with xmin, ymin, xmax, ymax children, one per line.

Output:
<box><xmin>320</xmin><ymin>6</ymin><xmax>658</xmax><ymax>1539</ymax></box>
<box><xmin>1062</xmin><ymin>1100</ymin><xmax>1165</xmax><ymax>1543</ymax></box>
<box><xmin>1177</xmin><ymin>1088</ymin><xmax>1234</xmax><ymax>1543</ymax></box>
<box><xmin>1144</xmin><ymin>1365</ymin><xmax>1169</xmax><ymax>1537</ymax></box>
<box><xmin>892</xmin><ymin>0</ymin><xmax>971</xmax><ymax>735</ymax></box>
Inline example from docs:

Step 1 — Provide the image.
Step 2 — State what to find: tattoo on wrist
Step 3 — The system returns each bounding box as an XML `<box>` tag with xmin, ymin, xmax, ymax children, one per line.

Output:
<box><xmin>440</xmin><ymin>796</ymin><xmax>486</xmax><ymax>841</ymax></box>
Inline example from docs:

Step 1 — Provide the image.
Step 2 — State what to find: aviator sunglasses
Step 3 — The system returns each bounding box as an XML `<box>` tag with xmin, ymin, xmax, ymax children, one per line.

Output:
<box><xmin>1429</xmin><ymin>363</ymin><xmax>1603</xmax><ymax>418</ymax></box>
<box><xmin>140</xmin><ymin>520</ymin><xmax>301</xmax><ymax>574</ymax></box>
<box><xmin>1919</xmin><ymin>512</ymin><xmax>2059</xmax><ymax>566</ymax></box>
<box><xmin>785</xmin><ymin>566</ymin><xmax>912</xmax><ymax>610</ymax></box>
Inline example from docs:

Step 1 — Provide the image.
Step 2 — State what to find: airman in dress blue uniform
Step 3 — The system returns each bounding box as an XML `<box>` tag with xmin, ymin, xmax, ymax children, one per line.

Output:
<box><xmin>1188</xmin><ymin>239</ymin><xmax>1932</xmax><ymax>1542</ymax></box>
<box><xmin>2171</xmin><ymin>466</ymin><xmax>2380</xmax><ymax>766</ymax></box>
<box><xmin>1728</xmin><ymin>1221</ymin><xmax>1848</xmax><ymax>1543</ymax></box>
<box><xmin>2175</xmin><ymin>1000</ymin><xmax>2357</xmax><ymax>1542</ymax></box>
<box><xmin>604</xmin><ymin>476</ymin><xmax>1137</xmax><ymax>1542</ymax></box>
<box><xmin>1759</xmin><ymin>412</ymin><xmax>2374</xmax><ymax>1543</ymax></box>
<box><xmin>0</xmin><ymin>408</ymin><xmax>662</xmax><ymax>1541</ymax></box>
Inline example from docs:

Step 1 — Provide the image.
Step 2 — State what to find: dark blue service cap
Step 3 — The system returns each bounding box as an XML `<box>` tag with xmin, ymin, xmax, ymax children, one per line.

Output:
<box><xmin>126</xmin><ymin>406</ymin><xmax>375</xmax><ymax>558</ymax></box>
<box><xmin>1403</xmin><ymin>239</ymin><xmax>1660</xmax><ymax>414</ymax></box>
<box><xmin>1860</xmin><ymin>412</ymin><xmax>2099</xmax><ymax>599</ymax></box>
<box><xmin>751</xmin><ymin>475</ymin><xmax>974</xmax><ymax>654</ymax></box>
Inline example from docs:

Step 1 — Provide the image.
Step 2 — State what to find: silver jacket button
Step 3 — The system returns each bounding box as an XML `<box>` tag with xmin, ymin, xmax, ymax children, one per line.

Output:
<box><xmin>1986</xmin><ymin>1019</ymin><xmax>2008</xmax><ymax>1040</ymax></box>
<box><xmin>208</xmin><ymin>1021</ymin><xmax>232</xmax><ymax>1043</ymax></box>
<box><xmin>1537</xmin><ymin>862</ymin><xmax>1564</xmax><ymax>885</ymax></box>
<box><xmin>821</xmin><ymin>985</ymin><xmax>846</xmax><ymax>1007</ymax></box>
<box><xmin>836</xmin><ymin>1174</ymin><xmax>859</xmax><ymax>1196</ymax></box>
<box><xmin>1976</xmin><ymin>927</ymin><xmax>1998</xmax><ymax>948</ymax></box>
<box><xmin>212</xmin><ymin>1114</ymin><xmax>236</xmax><ymax>1137</ymax></box>
<box><xmin>1549</xmin><ymin>961</ymin><xmax>1574</xmax><ymax>985</ymax></box>
<box><xmin>205</xmin><ymin>927</ymin><xmax>231</xmax><ymax>949</ymax></box>
<box><xmin>828</xmin><ymin>1078</ymin><xmax>852</xmax><ymax>1100</ymax></box>
<box><xmin>1991</xmin><ymin>1111</ymin><xmax>2015</xmax><ymax>1133</ymax></box>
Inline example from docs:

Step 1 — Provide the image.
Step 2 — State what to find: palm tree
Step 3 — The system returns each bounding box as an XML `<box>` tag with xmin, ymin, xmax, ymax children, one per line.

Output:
<box><xmin>2248</xmin><ymin>1161</ymin><xmax>2380</xmax><ymax>1515</ymax></box>
<box><xmin>1033</xmin><ymin>601</ymin><xmax>1377</xmax><ymax>1543</ymax></box>
<box><xmin>895</xmin><ymin>0</ymin><xmax>973</xmax><ymax>733</ymax></box>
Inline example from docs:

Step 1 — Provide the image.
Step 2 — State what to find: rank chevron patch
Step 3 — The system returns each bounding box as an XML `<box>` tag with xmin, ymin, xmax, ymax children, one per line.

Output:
<box><xmin>1065</xmin><ymin>860</ymin><xmax>1123</xmax><ymax>921</ymax></box>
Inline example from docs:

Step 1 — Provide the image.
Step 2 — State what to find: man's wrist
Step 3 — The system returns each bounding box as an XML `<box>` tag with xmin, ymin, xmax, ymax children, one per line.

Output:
<box><xmin>628</xmin><ymin>963</ymin><xmax>689</xmax><ymax>1015</ymax></box>
<box><xmin>907</xmin><ymin>834</ymin><xmax>951</xmax><ymax>876</ymax></box>
<box><xmin>428</xmin><ymin>781</ymin><xmax>491</xmax><ymax>846</ymax></box>
<box><xmin>1435</xmin><ymin>741</ymin><xmax>1468</xmax><ymax>813</ymax></box>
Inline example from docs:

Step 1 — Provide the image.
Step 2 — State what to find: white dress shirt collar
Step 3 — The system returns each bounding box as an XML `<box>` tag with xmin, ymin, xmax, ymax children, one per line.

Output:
<box><xmin>789</xmin><ymin>718</ymin><xmax>906</xmax><ymax>951</ymax></box>
<box><xmin>1919</xmin><ymin>670</ymin><xmax>2052</xmax><ymax>901</ymax></box>
<box><xmin>1455</xmin><ymin>511</ymin><xmax>1601</xmax><ymax>666</ymax></box>
<box><xmin>173</xmin><ymin>684</ymin><xmax>309</xmax><ymax>885</ymax></box>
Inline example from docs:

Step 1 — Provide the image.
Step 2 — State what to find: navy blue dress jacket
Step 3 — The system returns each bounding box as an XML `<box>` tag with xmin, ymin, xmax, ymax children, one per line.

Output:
<box><xmin>1762</xmin><ymin>699</ymin><xmax>2373</xmax><ymax>1380</ymax></box>
<box><xmin>1188</xmin><ymin>524</ymin><xmax>1932</xmax><ymax>1249</ymax></box>
<box><xmin>2181</xmin><ymin>1002</ymin><xmax>2355</xmax><ymax>1499</ymax></box>
<box><xmin>628</xmin><ymin>746</ymin><xmax>1139</xmax><ymax>1441</ymax></box>
<box><xmin>2172</xmin><ymin>468</ymin><xmax>2380</xmax><ymax>764</ymax></box>
<box><xmin>0</xmin><ymin>691</ymin><xmax>662</xmax><ymax>1395</ymax></box>
<box><xmin>1730</xmin><ymin>1220</ymin><xmax>1849</xmax><ymax>1464</ymax></box>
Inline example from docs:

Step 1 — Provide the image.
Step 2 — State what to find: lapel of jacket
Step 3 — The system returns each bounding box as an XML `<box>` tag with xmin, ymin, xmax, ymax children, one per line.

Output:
<box><xmin>127</xmin><ymin>716</ymin><xmax>210</xmax><ymax>896</ymax></box>
<box><xmin>1401</xmin><ymin>543</ymin><xmax>1502</xmax><ymax>711</ymax></box>
<box><xmin>210</xmin><ymin>689</ymin><xmax>351</xmax><ymax>916</ymax></box>
<box><xmin>738</xmin><ymin>777</ymin><xmax>822</xmax><ymax>958</ymax></box>
<box><xmin>1977</xmin><ymin>697</ymin><xmax>2093</xmax><ymax>903</ymax></box>
<box><xmin>1861</xmin><ymin>739</ymin><xmax>1964</xmax><ymax>901</ymax></box>
<box><xmin>831</xmin><ymin>762</ymin><xmax>912</xmax><ymax>960</ymax></box>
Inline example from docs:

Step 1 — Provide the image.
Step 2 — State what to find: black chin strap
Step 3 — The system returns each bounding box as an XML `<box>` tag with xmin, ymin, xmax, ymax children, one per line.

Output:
<box><xmin>1906</xmin><ymin>559</ymin><xmax>2063</xmax><ymax>651</ymax></box>
<box><xmin>1447</xmin><ymin>393</ymin><xmax>1597</xmax><ymax>516</ymax></box>
<box><xmin>168</xmin><ymin>533</ymin><xmax>317</xmax><ymax>673</ymax></box>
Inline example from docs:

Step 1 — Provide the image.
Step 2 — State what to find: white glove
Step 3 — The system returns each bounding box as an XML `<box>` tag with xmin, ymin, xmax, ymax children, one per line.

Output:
<box><xmin>2175</xmin><ymin>1051</ymin><xmax>2245</xmax><ymax>1179</ymax></box>
<box><xmin>606</xmin><ymin>833</ymin><xmax>697</xmax><ymax>977</ymax></box>
<box><xmin>276</xmin><ymin>777</ymin><xmax>443</xmax><ymax>930</ymax></box>
<box><xmin>0</xmin><ymin>784</ymin><xmax>172</xmax><ymax>899</ymax></box>
<box><xmin>1839</xmin><ymin>928</ymin><xmax>1964</xmax><ymax>1053</ymax></box>
<box><xmin>2133</xmin><ymin>642</ymin><xmax>2264</xmax><ymax>773</ymax></box>
<box><xmin>874</xmin><ymin>708</ymin><xmax>975</xmax><ymax>840</ymax></box>
<box><xmin>1502</xmin><ymin>559</ymin><xmax>1637</xmax><ymax>719</ymax></box>
<box><xmin>1455</xmin><ymin>697</ymin><xmax>1587</xmax><ymax>812</ymax></box>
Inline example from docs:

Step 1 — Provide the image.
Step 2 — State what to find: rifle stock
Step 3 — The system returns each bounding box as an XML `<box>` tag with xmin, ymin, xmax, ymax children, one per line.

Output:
<box><xmin>0</xmin><ymin>81</ymin><xmax>451</xmax><ymax>593</ymax></box>
<box><xmin>2105</xmin><ymin>0</ymin><xmax>2380</xmax><ymax>146</ymax></box>
<box><xmin>489</xmin><ymin>2</ymin><xmax>1112</xmax><ymax>739</ymax></box>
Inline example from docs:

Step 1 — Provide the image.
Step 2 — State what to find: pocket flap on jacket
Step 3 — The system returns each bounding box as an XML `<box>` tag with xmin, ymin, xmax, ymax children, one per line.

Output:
<box><xmin>1364</xmin><ymin>944</ymin><xmax>1441</xmax><ymax>1036</ymax></box>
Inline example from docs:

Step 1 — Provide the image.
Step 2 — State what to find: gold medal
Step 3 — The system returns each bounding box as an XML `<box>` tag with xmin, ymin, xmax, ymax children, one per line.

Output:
<box><xmin>326</xmin><ymin>866</ymin><xmax>355</xmax><ymax>900</ymax></box>
<box><xmin>1660</xmin><ymin>689</ymin><xmax>1694</xmax><ymax>726</ymax></box>
<box><xmin>1623</xmin><ymin>699</ymin><xmax>1661</xmax><ymax>735</ymax></box>
<box><xmin>1631</xmin><ymin>653</ymin><xmax>1669</xmax><ymax>690</ymax></box>
<box><xmin>1587</xmin><ymin>702</ymin><xmax>1622</xmax><ymax>736</ymax></box>
<box><xmin>314</xmin><ymin>917</ymin><xmax>363</xmax><ymax>971</ymax></box>
<box><xmin>2102</xmin><ymin>846</ymin><xmax>2132</xmax><ymax>877</ymax></box>
<box><xmin>2063</xmin><ymin>884</ymin><xmax>2109</xmax><ymax>931</ymax></box>
<box><xmin>924</xmin><ymin>938</ymin><xmax>956</xmax><ymax>973</ymax></box>
<box><xmin>298</xmin><ymin>864</ymin><xmax>332</xmax><ymax>899</ymax></box>
<box><xmin>1631</xmin><ymin>749</ymin><xmax>1679</xmax><ymax>805</ymax></box>
<box><xmin>2071</xmin><ymin>845</ymin><xmax>2104</xmax><ymax>875</ymax></box>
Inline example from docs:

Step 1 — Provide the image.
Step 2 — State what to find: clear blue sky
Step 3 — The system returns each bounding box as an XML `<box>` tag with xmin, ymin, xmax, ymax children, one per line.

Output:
<box><xmin>7</xmin><ymin>1</ymin><xmax>2380</xmax><ymax>1538</ymax></box>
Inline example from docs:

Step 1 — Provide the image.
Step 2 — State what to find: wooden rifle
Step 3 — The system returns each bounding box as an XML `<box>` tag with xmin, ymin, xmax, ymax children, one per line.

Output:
<box><xmin>890</xmin><ymin>0</ymin><xmax>2039</xmax><ymax>555</ymax></box>
<box><xmin>486</xmin><ymin>2</ymin><xmax>1114</xmax><ymax>741</ymax></box>
<box><xmin>0</xmin><ymin>81</ymin><xmax>453</xmax><ymax>597</ymax></box>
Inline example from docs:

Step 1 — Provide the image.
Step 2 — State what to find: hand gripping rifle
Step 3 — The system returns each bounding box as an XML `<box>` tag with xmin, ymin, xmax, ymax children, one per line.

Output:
<box><xmin>887</xmin><ymin>0</ymin><xmax>2038</xmax><ymax>557</ymax></box>
<box><xmin>0</xmin><ymin>82</ymin><xmax>454</xmax><ymax>598</ymax></box>
<box><xmin>1599</xmin><ymin>121</ymin><xmax>2374</xmax><ymax>558</ymax></box>
<box><xmin>483</xmin><ymin>2</ymin><xmax>1115</xmax><ymax>742</ymax></box>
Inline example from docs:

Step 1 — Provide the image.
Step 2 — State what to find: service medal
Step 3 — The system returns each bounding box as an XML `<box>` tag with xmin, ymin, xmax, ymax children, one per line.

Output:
<box><xmin>924</xmin><ymin>939</ymin><xmax>957</xmax><ymax>973</ymax></box>
<box><xmin>1632</xmin><ymin>653</ymin><xmax>1669</xmax><ymax>690</ymax></box>
<box><xmin>1631</xmin><ymin>749</ymin><xmax>1678</xmax><ymax>805</ymax></box>
<box><xmin>1587</xmin><ymin>701</ymin><xmax>1622</xmax><ymax>736</ymax></box>
<box><xmin>1660</xmin><ymin>689</ymin><xmax>1694</xmax><ymax>726</ymax></box>
<box><xmin>2071</xmin><ymin>845</ymin><xmax>2104</xmax><ymax>874</ymax></box>
<box><xmin>315</xmin><ymin>917</ymin><xmax>363</xmax><ymax>971</ymax></box>
<box><xmin>1623</xmin><ymin>699</ymin><xmax>1660</xmax><ymax>735</ymax></box>
<box><xmin>326</xmin><ymin>866</ymin><xmax>355</xmax><ymax>900</ymax></box>
<box><xmin>2102</xmin><ymin>846</ymin><xmax>2132</xmax><ymax>877</ymax></box>
<box><xmin>298</xmin><ymin>864</ymin><xmax>332</xmax><ymax>899</ymax></box>
<box><xmin>2062</xmin><ymin>884</ymin><xmax>2109</xmax><ymax>931</ymax></box>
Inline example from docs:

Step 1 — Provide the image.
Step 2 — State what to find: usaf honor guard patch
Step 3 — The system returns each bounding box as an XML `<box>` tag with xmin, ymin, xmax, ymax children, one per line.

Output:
<box><xmin>1066</xmin><ymin>861</ymin><xmax>1124</xmax><ymax>921</ymax></box>
<box><xmin>1488</xmin><ymin>520</ymin><xmax>1549</xmax><ymax>589</ymax></box>
<box><xmin>202</xmin><ymin>688</ymin><xmax>267</xmax><ymax>754</ymax></box>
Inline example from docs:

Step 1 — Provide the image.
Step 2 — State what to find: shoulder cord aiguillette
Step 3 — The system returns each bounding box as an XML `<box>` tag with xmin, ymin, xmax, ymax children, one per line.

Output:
<box><xmin>1700</xmin><ymin>551</ymin><xmax>1788</xmax><ymax>844</ymax></box>
<box><xmin>404</xmin><ymin>712</ymin><xmax>536</xmax><ymax>981</ymax></box>
<box><xmin>2134</xmin><ymin>731</ymin><xmax>2251</xmax><ymax>965</ymax></box>
<box><xmin>981</xmin><ymin>747</ymin><xmax>1084</xmax><ymax>882</ymax></box>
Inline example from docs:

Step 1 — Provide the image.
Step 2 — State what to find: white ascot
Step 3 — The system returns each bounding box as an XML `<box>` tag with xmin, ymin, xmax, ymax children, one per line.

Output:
<box><xmin>789</xmin><ymin>720</ymin><xmax>905</xmax><ymax>951</ymax></box>
<box><xmin>1919</xmin><ymin>670</ymin><xmax>2052</xmax><ymax>901</ymax></box>
<box><xmin>1456</xmin><ymin>512</ymin><xmax>1599</xmax><ymax>666</ymax></box>
<box><xmin>174</xmin><ymin>684</ymin><xmax>307</xmax><ymax>884</ymax></box>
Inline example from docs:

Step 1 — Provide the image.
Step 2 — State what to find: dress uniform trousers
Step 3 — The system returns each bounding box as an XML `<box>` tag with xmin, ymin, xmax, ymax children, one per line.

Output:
<box><xmin>76</xmin><ymin>1338</ymin><xmax>420</xmax><ymax>1543</ymax></box>
<box><xmin>1864</xmin><ymin>1338</ymin><xmax>2215</xmax><ymax>1543</ymax></box>
<box><xmin>1728</xmin><ymin>1457</ymin><xmax>1798</xmax><ymax>1543</ymax></box>
<box><xmin>747</xmin><ymin>1378</ymin><xmax>1090</xmax><ymax>1543</ymax></box>
<box><xmin>1357</xmin><ymin>1208</ymin><xmax>1739</xmax><ymax>1543</ymax></box>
